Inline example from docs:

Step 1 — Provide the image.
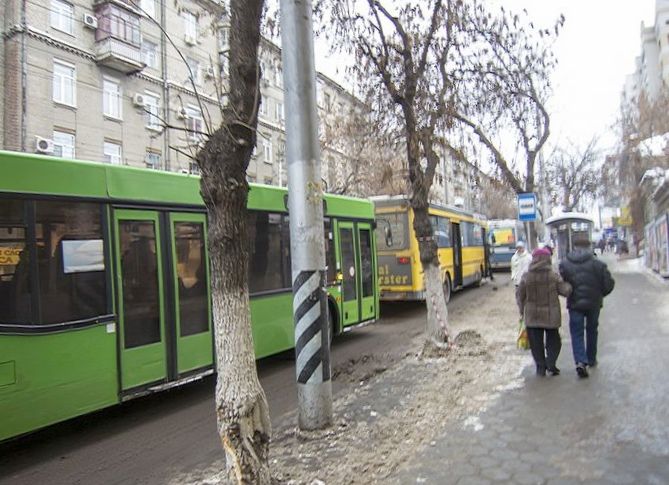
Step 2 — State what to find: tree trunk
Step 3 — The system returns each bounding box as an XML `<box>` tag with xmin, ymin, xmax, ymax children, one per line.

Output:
<box><xmin>412</xmin><ymin>195</ymin><xmax>449</xmax><ymax>352</ymax></box>
<box><xmin>404</xmin><ymin>111</ymin><xmax>450</xmax><ymax>353</ymax></box>
<box><xmin>196</xmin><ymin>0</ymin><xmax>270</xmax><ymax>482</ymax></box>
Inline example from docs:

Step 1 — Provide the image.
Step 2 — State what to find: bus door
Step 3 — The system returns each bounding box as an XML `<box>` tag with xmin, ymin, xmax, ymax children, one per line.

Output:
<box><xmin>168</xmin><ymin>213</ymin><xmax>212</xmax><ymax>375</ymax></box>
<box><xmin>114</xmin><ymin>210</ymin><xmax>167</xmax><ymax>390</ymax></box>
<box><xmin>337</xmin><ymin>221</ymin><xmax>359</xmax><ymax>325</ymax></box>
<box><xmin>113</xmin><ymin>210</ymin><xmax>212</xmax><ymax>392</ymax></box>
<box><xmin>357</xmin><ymin>223</ymin><xmax>376</xmax><ymax>321</ymax></box>
<box><xmin>452</xmin><ymin>222</ymin><xmax>463</xmax><ymax>288</ymax></box>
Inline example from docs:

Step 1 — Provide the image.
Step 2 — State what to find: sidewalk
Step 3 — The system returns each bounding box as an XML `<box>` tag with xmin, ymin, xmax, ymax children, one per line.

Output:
<box><xmin>174</xmin><ymin>257</ymin><xmax>669</xmax><ymax>484</ymax></box>
<box><xmin>394</xmin><ymin>257</ymin><xmax>669</xmax><ymax>485</ymax></box>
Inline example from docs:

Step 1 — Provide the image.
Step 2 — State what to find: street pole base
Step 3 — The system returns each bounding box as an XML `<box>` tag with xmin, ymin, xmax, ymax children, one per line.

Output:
<box><xmin>297</xmin><ymin>381</ymin><xmax>333</xmax><ymax>430</ymax></box>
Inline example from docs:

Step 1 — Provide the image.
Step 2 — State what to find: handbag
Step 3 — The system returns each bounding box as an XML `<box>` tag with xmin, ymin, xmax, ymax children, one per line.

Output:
<box><xmin>517</xmin><ymin>318</ymin><xmax>530</xmax><ymax>350</ymax></box>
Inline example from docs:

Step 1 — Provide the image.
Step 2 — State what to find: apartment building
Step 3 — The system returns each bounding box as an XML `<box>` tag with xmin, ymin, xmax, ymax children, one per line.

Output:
<box><xmin>623</xmin><ymin>0</ymin><xmax>669</xmax><ymax>106</ymax></box>
<box><xmin>1</xmin><ymin>0</ymin><xmax>225</xmax><ymax>173</ymax></box>
<box><xmin>1</xmin><ymin>0</ymin><xmax>458</xmax><ymax>203</ymax></box>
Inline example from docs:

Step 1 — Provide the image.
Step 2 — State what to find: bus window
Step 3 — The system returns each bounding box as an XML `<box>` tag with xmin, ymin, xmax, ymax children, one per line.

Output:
<box><xmin>375</xmin><ymin>212</ymin><xmax>407</xmax><ymax>250</ymax></box>
<box><xmin>430</xmin><ymin>216</ymin><xmax>451</xmax><ymax>248</ymax></box>
<box><xmin>35</xmin><ymin>201</ymin><xmax>107</xmax><ymax>325</ymax></box>
<box><xmin>324</xmin><ymin>218</ymin><xmax>336</xmax><ymax>284</ymax></box>
<box><xmin>0</xmin><ymin>199</ymin><xmax>31</xmax><ymax>323</ymax></box>
<box><xmin>359</xmin><ymin>228</ymin><xmax>374</xmax><ymax>297</ymax></box>
<box><xmin>119</xmin><ymin>220</ymin><xmax>160</xmax><ymax>348</ymax></box>
<box><xmin>174</xmin><ymin>222</ymin><xmax>208</xmax><ymax>336</ymax></box>
<box><xmin>490</xmin><ymin>227</ymin><xmax>516</xmax><ymax>247</ymax></box>
<box><xmin>248</xmin><ymin>212</ymin><xmax>287</xmax><ymax>293</ymax></box>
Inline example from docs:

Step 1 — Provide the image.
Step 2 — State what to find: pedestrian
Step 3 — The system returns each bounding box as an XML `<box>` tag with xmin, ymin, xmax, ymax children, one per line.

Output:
<box><xmin>598</xmin><ymin>238</ymin><xmax>606</xmax><ymax>255</ymax></box>
<box><xmin>559</xmin><ymin>238</ymin><xmax>615</xmax><ymax>378</ymax></box>
<box><xmin>517</xmin><ymin>247</ymin><xmax>572</xmax><ymax>376</ymax></box>
<box><xmin>511</xmin><ymin>241</ymin><xmax>531</xmax><ymax>288</ymax></box>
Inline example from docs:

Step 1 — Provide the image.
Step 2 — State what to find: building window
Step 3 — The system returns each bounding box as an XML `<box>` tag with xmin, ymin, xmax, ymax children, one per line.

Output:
<box><xmin>53</xmin><ymin>60</ymin><xmax>76</xmax><ymax>106</ymax></box>
<box><xmin>186</xmin><ymin>57</ymin><xmax>201</xmax><ymax>86</ymax></box>
<box><xmin>96</xmin><ymin>4</ymin><xmax>141</xmax><ymax>46</ymax></box>
<box><xmin>262</xmin><ymin>139</ymin><xmax>273</xmax><ymax>164</ymax></box>
<box><xmin>141</xmin><ymin>0</ymin><xmax>156</xmax><ymax>18</ymax></box>
<box><xmin>324</xmin><ymin>93</ymin><xmax>331</xmax><ymax>111</ymax></box>
<box><xmin>53</xmin><ymin>130</ymin><xmax>75</xmax><ymax>159</ymax></box>
<box><xmin>185</xmin><ymin>106</ymin><xmax>203</xmax><ymax>141</ymax></box>
<box><xmin>275</xmin><ymin>66</ymin><xmax>283</xmax><ymax>87</ymax></box>
<box><xmin>182</xmin><ymin>11</ymin><xmax>198</xmax><ymax>42</ymax></box>
<box><xmin>275</xmin><ymin>102</ymin><xmax>284</xmax><ymax>122</ymax></box>
<box><xmin>141</xmin><ymin>40</ymin><xmax>158</xmax><ymax>68</ymax></box>
<box><xmin>259</xmin><ymin>95</ymin><xmax>268</xmax><ymax>117</ymax></box>
<box><xmin>51</xmin><ymin>0</ymin><xmax>74</xmax><ymax>35</ymax></box>
<box><xmin>103</xmin><ymin>78</ymin><xmax>122</xmax><ymax>119</ymax></box>
<box><xmin>145</xmin><ymin>151</ymin><xmax>161</xmax><ymax>169</ymax></box>
<box><xmin>144</xmin><ymin>92</ymin><xmax>160</xmax><ymax>129</ymax></box>
<box><xmin>218</xmin><ymin>28</ymin><xmax>228</xmax><ymax>50</ymax></box>
<box><xmin>103</xmin><ymin>141</ymin><xmax>122</xmax><ymax>165</ymax></box>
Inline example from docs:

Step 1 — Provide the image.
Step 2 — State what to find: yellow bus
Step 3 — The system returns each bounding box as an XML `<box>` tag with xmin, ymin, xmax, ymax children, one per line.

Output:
<box><xmin>372</xmin><ymin>196</ymin><xmax>487</xmax><ymax>302</ymax></box>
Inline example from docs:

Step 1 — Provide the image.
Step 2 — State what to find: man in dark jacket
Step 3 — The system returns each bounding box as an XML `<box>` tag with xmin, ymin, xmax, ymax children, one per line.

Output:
<box><xmin>559</xmin><ymin>239</ymin><xmax>615</xmax><ymax>378</ymax></box>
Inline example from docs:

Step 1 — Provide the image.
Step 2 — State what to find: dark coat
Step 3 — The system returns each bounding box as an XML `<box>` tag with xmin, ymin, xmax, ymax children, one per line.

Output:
<box><xmin>559</xmin><ymin>250</ymin><xmax>615</xmax><ymax>311</ymax></box>
<box><xmin>518</xmin><ymin>256</ymin><xmax>572</xmax><ymax>329</ymax></box>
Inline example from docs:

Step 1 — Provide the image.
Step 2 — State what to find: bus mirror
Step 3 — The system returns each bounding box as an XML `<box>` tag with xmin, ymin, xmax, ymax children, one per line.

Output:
<box><xmin>491</xmin><ymin>234</ymin><xmax>496</xmax><ymax>244</ymax></box>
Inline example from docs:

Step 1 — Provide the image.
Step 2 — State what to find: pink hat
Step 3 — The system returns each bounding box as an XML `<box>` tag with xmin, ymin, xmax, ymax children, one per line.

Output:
<box><xmin>532</xmin><ymin>247</ymin><xmax>551</xmax><ymax>258</ymax></box>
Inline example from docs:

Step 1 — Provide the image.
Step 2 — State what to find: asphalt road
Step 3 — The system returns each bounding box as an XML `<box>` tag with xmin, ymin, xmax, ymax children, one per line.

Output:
<box><xmin>0</xmin><ymin>276</ymin><xmax>504</xmax><ymax>485</ymax></box>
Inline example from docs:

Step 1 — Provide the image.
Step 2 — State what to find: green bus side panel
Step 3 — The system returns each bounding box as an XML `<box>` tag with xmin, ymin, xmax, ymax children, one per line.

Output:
<box><xmin>106</xmin><ymin>167</ymin><xmax>203</xmax><ymax>206</ymax></box>
<box><xmin>248</xmin><ymin>184</ymin><xmax>288</xmax><ymax>212</ymax></box>
<box><xmin>0</xmin><ymin>325</ymin><xmax>118</xmax><ymax>441</ymax></box>
<box><xmin>0</xmin><ymin>151</ymin><xmax>108</xmax><ymax>198</ymax></box>
<box><xmin>250</xmin><ymin>293</ymin><xmax>294</xmax><ymax>359</ymax></box>
<box><xmin>325</xmin><ymin>195</ymin><xmax>375</xmax><ymax>219</ymax></box>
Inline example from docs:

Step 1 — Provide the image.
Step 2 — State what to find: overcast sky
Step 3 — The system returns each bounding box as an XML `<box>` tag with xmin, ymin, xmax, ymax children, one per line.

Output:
<box><xmin>314</xmin><ymin>1</ymin><xmax>657</xmax><ymax>154</ymax></box>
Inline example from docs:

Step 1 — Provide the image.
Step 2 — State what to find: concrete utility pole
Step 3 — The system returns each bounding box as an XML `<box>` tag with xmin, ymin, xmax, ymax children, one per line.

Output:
<box><xmin>280</xmin><ymin>0</ymin><xmax>333</xmax><ymax>430</ymax></box>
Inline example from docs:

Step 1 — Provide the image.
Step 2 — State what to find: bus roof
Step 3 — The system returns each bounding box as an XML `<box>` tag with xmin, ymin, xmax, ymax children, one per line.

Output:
<box><xmin>370</xmin><ymin>194</ymin><xmax>483</xmax><ymax>220</ymax></box>
<box><xmin>488</xmin><ymin>219</ymin><xmax>521</xmax><ymax>228</ymax></box>
<box><xmin>0</xmin><ymin>150</ymin><xmax>374</xmax><ymax>219</ymax></box>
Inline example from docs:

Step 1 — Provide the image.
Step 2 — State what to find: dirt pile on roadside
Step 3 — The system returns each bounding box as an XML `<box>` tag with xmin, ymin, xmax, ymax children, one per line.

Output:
<box><xmin>174</xmin><ymin>281</ymin><xmax>529</xmax><ymax>485</ymax></box>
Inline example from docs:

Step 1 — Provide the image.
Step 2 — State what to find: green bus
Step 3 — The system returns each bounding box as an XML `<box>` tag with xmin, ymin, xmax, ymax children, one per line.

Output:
<box><xmin>0</xmin><ymin>151</ymin><xmax>378</xmax><ymax>442</ymax></box>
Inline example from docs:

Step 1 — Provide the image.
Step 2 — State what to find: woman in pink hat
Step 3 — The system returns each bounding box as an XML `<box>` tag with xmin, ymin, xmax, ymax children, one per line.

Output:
<box><xmin>517</xmin><ymin>247</ymin><xmax>572</xmax><ymax>376</ymax></box>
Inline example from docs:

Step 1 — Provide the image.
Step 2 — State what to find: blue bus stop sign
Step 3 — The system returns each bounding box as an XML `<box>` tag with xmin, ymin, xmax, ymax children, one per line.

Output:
<box><xmin>517</xmin><ymin>193</ymin><xmax>537</xmax><ymax>222</ymax></box>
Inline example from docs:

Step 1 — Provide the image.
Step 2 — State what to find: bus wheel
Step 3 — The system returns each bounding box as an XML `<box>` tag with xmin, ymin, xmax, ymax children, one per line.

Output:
<box><xmin>443</xmin><ymin>275</ymin><xmax>452</xmax><ymax>304</ymax></box>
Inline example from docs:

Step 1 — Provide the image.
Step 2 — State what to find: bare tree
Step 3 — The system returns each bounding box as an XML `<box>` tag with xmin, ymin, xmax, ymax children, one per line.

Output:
<box><xmin>321</xmin><ymin>104</ymin><xmax>406</xmax><ymax>196</ymax></box>
<box><xmin>546</xmin><ymin>138</ymin><xmax>600</xmax><ymax>212</ymax></box>
<box><xmin>324</xmin><ymin>0</ymin><xmax>467</xmax><ymax>352</ymax></box>
<box><xmin>450</xmin><ymin>5</ymin><xmax>563</xmax><ymax>244</ymax></box>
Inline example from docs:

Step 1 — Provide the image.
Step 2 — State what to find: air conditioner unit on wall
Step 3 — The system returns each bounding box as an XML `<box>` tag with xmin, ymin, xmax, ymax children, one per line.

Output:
<box><xmin>184</xmin><ymin>34</ymin><xmax>197</xmax><ymax>46</ymax></box>
<box><xmin>35</xmin><ymin>136</ymin><xmax>54</xmax><ymax>154</ymax></box>
<box><xmin>132</xmin><ymin>93</ymin><xmax>146</xmax><ymax>107</ymax></box>
<box><xmin>83</xmin><ymin>13</ymin><xmax>98</xmax><ymax>29</ymax></box>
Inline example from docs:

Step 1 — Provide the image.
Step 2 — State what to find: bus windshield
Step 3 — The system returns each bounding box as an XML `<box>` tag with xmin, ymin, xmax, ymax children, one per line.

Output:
<box><xmin>489</xmin><ymin>226</ymin><xmax>517</xmax><ymax>247</ymax></box>
<box><xmin>375</xmin><ymin>211</ymin><xmax>408</xmax><ymax>250</ymax></box>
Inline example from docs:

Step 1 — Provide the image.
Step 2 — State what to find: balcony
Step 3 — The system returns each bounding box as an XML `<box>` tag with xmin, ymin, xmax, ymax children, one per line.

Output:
<box><xmin>95</xmin><ymin>37</ymin><xmax>145</xmax><ymax>73</ymax></box>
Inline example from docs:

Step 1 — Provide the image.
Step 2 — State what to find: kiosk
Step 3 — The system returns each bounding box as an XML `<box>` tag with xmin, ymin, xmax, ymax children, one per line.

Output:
<box><xmin>545</xmin><ymin>212</ymin><xmax>594</xmax><ymax>261</ymax></box>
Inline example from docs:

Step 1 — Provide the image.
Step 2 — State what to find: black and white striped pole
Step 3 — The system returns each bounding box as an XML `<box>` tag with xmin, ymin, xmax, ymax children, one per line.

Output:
<box><xmin>280</xmin><ymin>0</ymin><xmax>333</xmax><ymax>429</ymax></box>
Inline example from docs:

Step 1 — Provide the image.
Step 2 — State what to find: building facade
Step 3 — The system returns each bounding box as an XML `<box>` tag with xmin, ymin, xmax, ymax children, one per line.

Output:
<box><xmin>1</xmin><ymin>0</ymin><xmax>472</xmax><ymax>210</ymax></box>
<box><xmin>623</xmin><ymin>0</ymin><xmax>669</xmax><ymax>106</ymax></box>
